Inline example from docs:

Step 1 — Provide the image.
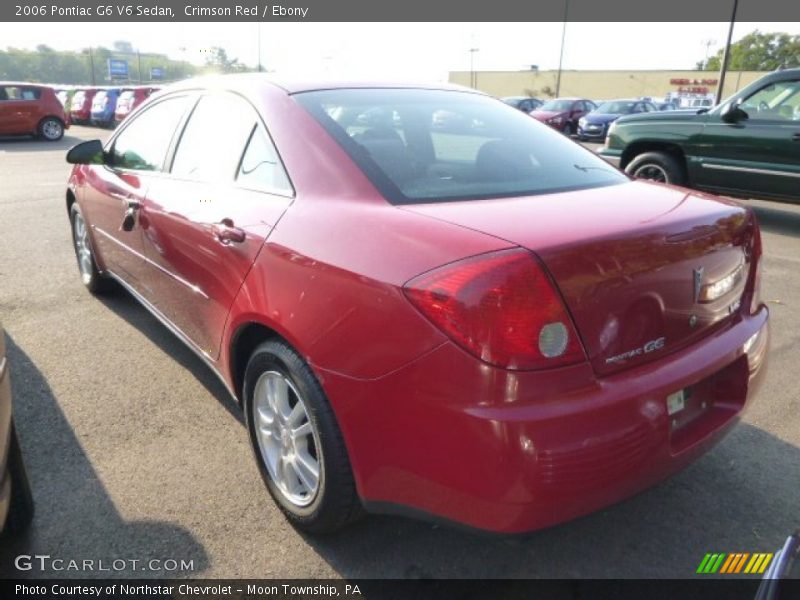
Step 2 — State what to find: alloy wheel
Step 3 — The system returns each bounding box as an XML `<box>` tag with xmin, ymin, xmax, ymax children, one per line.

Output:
<box><xmin>41</xmin><ymin>119</ymin><xmax>63</xmax><ymax>140</ymax></box>
<box><xmin>632</xmin><ymin>164</ymin><xmax>668</xmax><ymax>183</ymax></box>
<box><xmin>252</xmin><ymin>371</ymin><xmax>321</xmax><ymax>508</ymax></box>
<box><xmin>72</xmin><ymin>212</ymin><xmax>94</xmax><ymax>284</ymax></box>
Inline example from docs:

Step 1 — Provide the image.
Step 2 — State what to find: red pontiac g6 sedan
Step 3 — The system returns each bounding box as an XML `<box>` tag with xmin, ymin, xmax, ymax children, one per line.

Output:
<box><xmin>64</xmin><ymin>75</ymin><xmax>769</xmax><ymax>534</ymax></box>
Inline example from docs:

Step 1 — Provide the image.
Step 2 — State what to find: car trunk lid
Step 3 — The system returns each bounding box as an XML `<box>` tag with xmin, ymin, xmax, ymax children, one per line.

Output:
<box><xmin>402</xmin><ymin>181</ymin><xmax>755</xmax><ymax>376</ymax></box>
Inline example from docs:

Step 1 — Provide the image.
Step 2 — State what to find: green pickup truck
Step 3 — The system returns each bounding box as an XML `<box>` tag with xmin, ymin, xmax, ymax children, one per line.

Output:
<box><xmin>600</xmin><ymin>68</ymin><xmax>800</xmax><ymax>203</ymax></box>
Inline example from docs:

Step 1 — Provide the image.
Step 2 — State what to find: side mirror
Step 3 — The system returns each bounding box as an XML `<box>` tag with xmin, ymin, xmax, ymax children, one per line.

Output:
<box><xmin>721</xmin><ymin>102</ymin><xmax>749</xmax><ymax>123</ymax></box>
<box><xmin>66</xmin><ymin>139</ymin><xmax>105</xmax><ymax>165</ymax></box>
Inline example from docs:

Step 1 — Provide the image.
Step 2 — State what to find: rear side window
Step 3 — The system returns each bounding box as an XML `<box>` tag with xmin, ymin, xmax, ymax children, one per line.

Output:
<box><xmin>295</xmin><ymin>88</ymin><xmax>625</xmax><ymax>204</ymax></box>
<box><xmin>0</xmin><ymin>86</ymin><xmax>40</xmax><ymax>100</ymax></box>
<box><xmin>111</xmin><ymin>96</ymin><xmax>189</xmax><ymax>171</ymax></box>
<box><xmin>171</xmin><ymin>92</ymin><xmax>259</xmax><ymax>182</ymax></box>
<box><xmin>237</xmin><ymin>124</ymin><xmax>292</xmax><ymax>194</ymax></box>
<box><xmin>21</xmin><ymin>87</ymin><xmax>42</xmax><ymax>100</ymax></box>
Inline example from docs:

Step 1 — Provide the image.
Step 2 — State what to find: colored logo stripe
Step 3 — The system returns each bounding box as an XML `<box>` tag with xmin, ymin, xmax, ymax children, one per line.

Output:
<box><xmin>697</xmin><ymin>553</ymin><xmax>726</xmax><ymax>573</ymax></box>
<box><xmin>698</xmin><ymin>552</ymin><xmax>774</xmax><ymax>574</ymax></box>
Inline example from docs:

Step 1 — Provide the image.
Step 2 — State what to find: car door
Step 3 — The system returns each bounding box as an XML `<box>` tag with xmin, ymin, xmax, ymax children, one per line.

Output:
<box><xmin>140</xmin><ymin>91</ymin><xmax>294</xmax><ymax>360</ymax></box>
<box><xmin>692</xmin><ymin>76</ymin><xmax>800</xmax><ymax>200</ymax></box>
<box><xmin>81</xmin><ymin>94</ymin><xmax>191</xmax><ymax>289</ymax></box>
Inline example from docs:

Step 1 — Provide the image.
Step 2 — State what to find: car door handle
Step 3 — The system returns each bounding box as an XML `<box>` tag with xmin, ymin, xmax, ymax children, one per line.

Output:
<box><xmin>212</xmin><ymin>219</ymin><xmax>246</xmax><ymax>244</ymax></box>
<box><xmin>792</xmin><ymin>133</ymin><xmax>800</xmax><ymax>141</ymax></box>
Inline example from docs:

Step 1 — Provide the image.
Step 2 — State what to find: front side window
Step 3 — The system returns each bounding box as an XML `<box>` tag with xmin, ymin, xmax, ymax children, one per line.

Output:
<box><xmin>171</xmin><ymin>92</ymin><xmax>259</xmax><ymax>182</ymax></box>
<box><xmin>597</xmin><ymin>101</ymin><xmax>635</xmax><ymax>114</ymax></box>
<box><xmin>110</xmin><ymin>96</ymin><xmax>188</xmax><ymax>171</ymax></box>
<box><xmin>295</xmin><ymin>88</ymin><xmax>626</xmax><ymax>204</ymax></box>
<box><xmin>739</xmin><ymin>79</ymin><xmax>800</xmax><ymax>121</ymax></box>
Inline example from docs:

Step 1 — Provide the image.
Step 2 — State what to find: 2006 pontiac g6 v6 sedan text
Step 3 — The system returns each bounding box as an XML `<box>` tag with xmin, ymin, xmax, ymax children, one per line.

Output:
<box><xmin>64</xmin><ymin>75</ymin><xmax>769</xmax><ymax>534</ymax></box>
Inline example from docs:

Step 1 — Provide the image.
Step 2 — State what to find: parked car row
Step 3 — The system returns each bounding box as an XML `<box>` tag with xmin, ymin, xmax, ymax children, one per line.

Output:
<box><xmin>62</xmin><ymin>85</ymin><xmax>160</xmax><ymax>128</ymax></box>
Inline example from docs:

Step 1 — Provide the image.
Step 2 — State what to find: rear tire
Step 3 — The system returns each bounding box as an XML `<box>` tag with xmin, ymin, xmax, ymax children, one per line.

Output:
<box><xmin>244</xmin><ymin>340</ymin><xmax>362</xmax><ymax>533</ymax></box>
<box><xmin>625</xmin><ymin>151</ymin><xmax>686</xmax><ymax>185</ymax></box>
<box><xmin>38</xmin><ymin>117</ymin><xmax>64</xmax><ymax>141</ymax></box>
<box><xmin>69</xmin><ymin>203</ymin><xmax>111</xmax><ymax>294</ymax></box>
<box><xmin>2</xmin><ymin>423</ymin><xmax>34</xmax><ymax>536</ymax></box>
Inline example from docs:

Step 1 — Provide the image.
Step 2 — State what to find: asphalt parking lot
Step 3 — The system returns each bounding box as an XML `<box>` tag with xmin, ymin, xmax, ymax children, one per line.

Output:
<box><xmin>0</xmin><ymin>126</ymin><xmax>798</xmax><ymax>579</ymax></box>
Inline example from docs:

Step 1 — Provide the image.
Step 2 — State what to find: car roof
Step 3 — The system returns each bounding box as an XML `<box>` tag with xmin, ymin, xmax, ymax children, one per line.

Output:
<box><xmin>0</xmin><ymin>81</ymin><xmax>51</xmax><ymax>89</ymax></box>
<box><xmin>164</xmin><ymin>73</ymin><xmax>482</xmax><ymax>96</ymax></box>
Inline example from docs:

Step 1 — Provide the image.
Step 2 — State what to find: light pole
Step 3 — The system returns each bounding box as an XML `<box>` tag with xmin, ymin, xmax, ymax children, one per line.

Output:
<box><xmin>257</xmin><ymin>24</ymin><xmax>262</xmax><ymax>72</ymax></box>
<box><xmin>555</xmin><ymin>0</ymin><xmax>569</xmax><ymax>97</ymax></box>
<box><xmin>715</xmin><ymin>0</ymin><xmax>738</xmax><ymax>105</ymax></box>
<box><xmin>469</xmin><ymin>47</ymin><xmax>479</xmax><ymax>89</ymax></box>
<box><xmin>702</xmin><ymin>38</ymin><xmax>716</xmax><ymax>70</ymax></box>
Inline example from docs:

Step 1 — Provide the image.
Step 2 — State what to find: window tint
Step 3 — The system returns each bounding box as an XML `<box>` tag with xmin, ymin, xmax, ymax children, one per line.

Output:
<box><xmin>237</xmin><ymin>124</ymin><xmax>292</xmax><ymax>194</ymax></box>
<box><xmin>740</xmin><ymin>79</ymin><xmax>800</xmax><ymax>121</ymax></box>
<box><xmin>295</xmin><ymin>88</ymin><xmax>626</xmax><ymax>204</ymax></box>
<box><xmin>111</xmin><ymin>96</ymin><xmax>188</xmax><ymax>171</ymax></box>
<box><xmin>171</xmin><ymin>93</ymin><xmax>258</xmax><ymax>182</ymax></box>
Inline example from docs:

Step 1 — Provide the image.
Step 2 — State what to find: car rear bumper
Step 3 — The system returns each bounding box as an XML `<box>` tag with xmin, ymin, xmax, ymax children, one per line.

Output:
<box><xmin>318</xmin><ymin>307</ymin><xmax>769</xmax><ymax>533</ymax></box>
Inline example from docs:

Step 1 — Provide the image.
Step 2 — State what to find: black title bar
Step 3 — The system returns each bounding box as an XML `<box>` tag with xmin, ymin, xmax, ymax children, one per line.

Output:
<box><xmin>3</xmin><ymin>0</ymin><xmax>800</xmax><ymax>22</ymax></box>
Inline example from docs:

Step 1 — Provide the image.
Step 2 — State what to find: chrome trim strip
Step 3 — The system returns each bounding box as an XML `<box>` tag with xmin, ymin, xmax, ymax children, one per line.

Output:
<box><xmin>701</xmin><ymin>163</ymin><xmax>800</xmax><ymax>179</ymax></box>
<box><xmin>105</xmin><ymin>270</ymin><xmax>237</xmax><ymax>401</ymax></box>
<box><xmin>0</xmin><ymin>357</ymin><xmax>6</xmax><ymax>380</ymax></box>
<box><xmin>94</xmin><ymin>227</ymin><xmax>209</xmax><ymax>300</ymax></box>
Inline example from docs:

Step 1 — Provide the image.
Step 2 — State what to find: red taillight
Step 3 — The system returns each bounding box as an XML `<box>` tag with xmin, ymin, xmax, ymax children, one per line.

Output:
<box><xmin>403</xmin><ymin>248</ymin><xmax>585</xmax><ymax>370</ymax></box>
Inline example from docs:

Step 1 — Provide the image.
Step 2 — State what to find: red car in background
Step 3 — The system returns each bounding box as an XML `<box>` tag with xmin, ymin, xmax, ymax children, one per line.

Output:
<box><xmin>115</xmin><ymin>86</ymin><xmax>160</xmax><ymax>123</ymax></box>
<box><xmin>69</xmin><ymin>87</ymin><xmax>99</xmax><ymax>125</ymax></box>
<box><xmin>530</xmin><ymin>97</ymin><xmax>596</xmax><ymax>135</ymax></box>
<box><xmin>64</xmin><ymin>76</ymin><xmax>769</xmax><ymax>534</ymax></box>
<box><xmin>0</xmin><ymin>82</ymin><xmax>69</xmax><ymax>140</ymax></box>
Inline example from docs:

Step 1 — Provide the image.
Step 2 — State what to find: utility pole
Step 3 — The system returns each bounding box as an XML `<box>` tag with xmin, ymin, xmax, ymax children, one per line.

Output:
<box><xmin>555</xmin><ymin>0</ymin><xmax>569</xmax><ymax>97</ymax></box>
<box><xmin>715</xmin><ymin>0</ymin><xmax>738</xmax><ymax>105</ymax></box>
<box><xmin>137</xmin><ymin>50</ymin><xmax>142</xmax><ymax>83</ymax></box>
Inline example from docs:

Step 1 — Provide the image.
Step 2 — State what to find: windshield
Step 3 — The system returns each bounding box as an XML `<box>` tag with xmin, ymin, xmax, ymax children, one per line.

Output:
<box><xmin>596</xmin><ymin>101</ymin><xmax>635</xmax><ymax>114</ymax></box>
<box><xmin>539</xmin><ymin>99</ymin><xmax>573</xmax><ymax>112</ymax></box>
<box><xmin>92</xmin><ymin>91</ymin><xmax>107</xmax><ymax>105</ymax></box>
<box><xmin>294</xmin><ymin>89</ymin><xmax>626</xmax><ymax>204</ymax></box>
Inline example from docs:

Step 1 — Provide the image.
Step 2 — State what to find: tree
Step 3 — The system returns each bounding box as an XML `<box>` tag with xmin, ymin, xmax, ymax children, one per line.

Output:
<box><xmin>698</xmin><ymin>30</ymin><xmax>800</xmax><ymax>71</ymax></box>
<box><xmin>202</xmin><ymin>46</ymin><xmax>250</xmax><ymax>74</ymax></box>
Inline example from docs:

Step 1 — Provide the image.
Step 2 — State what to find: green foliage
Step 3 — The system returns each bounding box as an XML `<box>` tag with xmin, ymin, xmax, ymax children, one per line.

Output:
<box><xmin>0</xmin><ymin>42</ymin><xmax>200</xmax><ymax>84</ymax></box>
<box><xmin>698</xmin><ymin>30</ymin><xmax>800</xmax><ymax>71</ymax></box>
<box><xmin>201</xmin><ymin>47</ymin><xmax>250</xmax><ymax>74</ymax></box>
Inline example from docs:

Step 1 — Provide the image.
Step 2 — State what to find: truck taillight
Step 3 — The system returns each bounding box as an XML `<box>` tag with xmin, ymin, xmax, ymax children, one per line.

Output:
<box><xmin>403</xmin><ymin>248</ymin><xmax>585</xmax><ymax>370</ymax></box>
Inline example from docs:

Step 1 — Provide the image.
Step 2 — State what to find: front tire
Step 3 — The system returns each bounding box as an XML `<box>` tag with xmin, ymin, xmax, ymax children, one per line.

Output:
<box><xmin>625</xmin><ymin>151</ymin><xmax>686</xmax><ymax>185</ymax></box>
<box><xmin>69</xmin><ymin>204</ymin><xmax>110</xmax><ymax>294</ymax></box>
<box><xmin>244</xmin><ymin>340</ymin><xmax>362</xmax><ymax>533</ymax></box>
<box><xmin>2</xmin><ymin>422</ymin><xmax>34</xmax><ymax>536</ymax></box>
<box><xmin>38</xmin><ymin>117</ymin><xmax>64</xmax><ymax>141</ymax></box>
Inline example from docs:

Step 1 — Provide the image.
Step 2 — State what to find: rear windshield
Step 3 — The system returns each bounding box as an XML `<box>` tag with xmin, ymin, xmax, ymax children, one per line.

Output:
<box><xmin>119</xmin><ymin>90</ymin><xmax>135</xmax><ymax>101</ymax></box>
<box><xmin>294</xmin><ymin>88</ymin><xmax>625</xmax><ymax>204</ymax></box>
<box><xmin>93</xmin><ymin>91</ymin><xmax>107</xmax><ymax>104</ymax></box>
